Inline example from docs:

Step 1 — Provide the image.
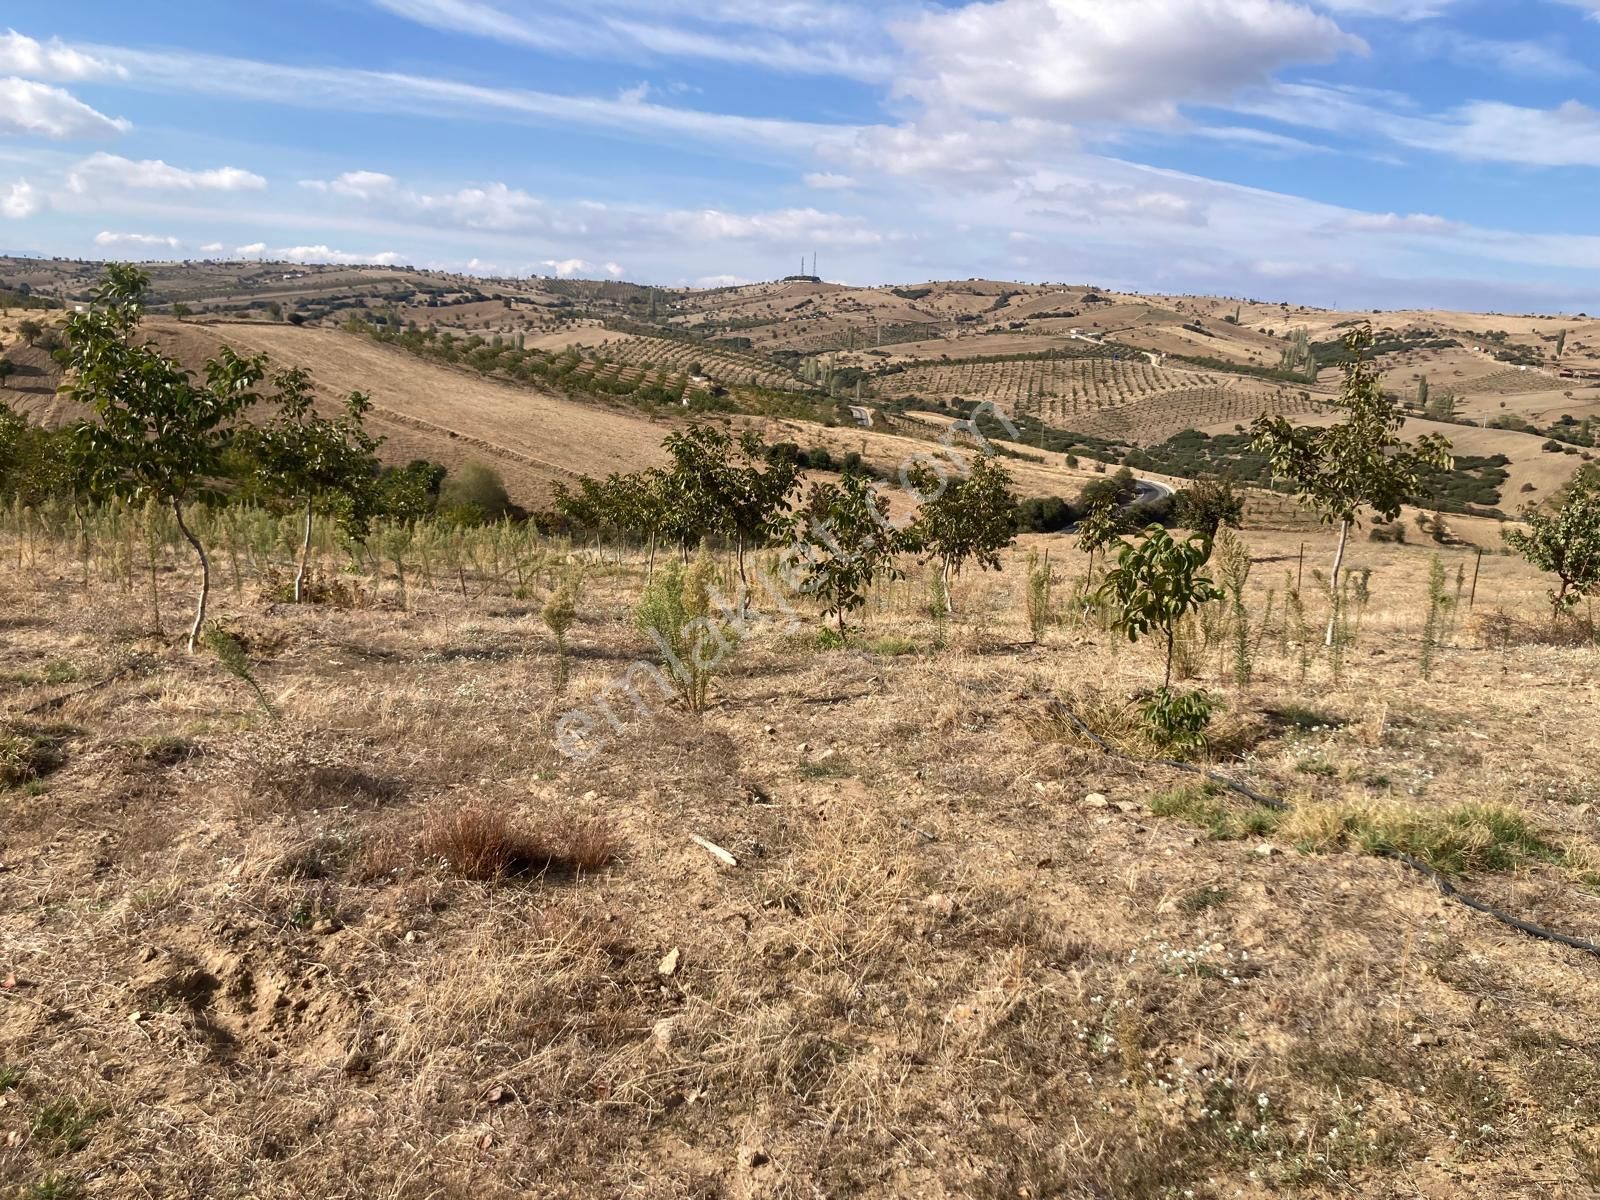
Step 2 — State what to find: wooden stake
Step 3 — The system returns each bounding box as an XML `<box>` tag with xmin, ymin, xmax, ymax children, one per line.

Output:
<box><xmin>1469</xmin><ymin>547</ymin><xmax>1483</xmax><ymax>610</ymax></box>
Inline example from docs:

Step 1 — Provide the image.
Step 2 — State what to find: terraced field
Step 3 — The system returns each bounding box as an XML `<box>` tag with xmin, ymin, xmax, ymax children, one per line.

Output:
<box><xmin>593</xmin><ymin>335</ymin><xmax>801</xmax><ymax>390</ymax></box>
<box><xmin>878</xmin><ymin>356</ymin><xmax>1186</xmax><ymax>408</ymax></box>
<box><xmin>1065</xmin><ymin>384</ymin><xmax>1326</xmax><ymax>446</ymax></box>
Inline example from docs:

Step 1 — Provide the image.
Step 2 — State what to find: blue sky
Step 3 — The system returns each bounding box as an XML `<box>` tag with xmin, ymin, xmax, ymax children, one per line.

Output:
<box><xmin>3</xmin><ymin>1</ymin><xmax>1600</xmax><ymax>311</ymax></box>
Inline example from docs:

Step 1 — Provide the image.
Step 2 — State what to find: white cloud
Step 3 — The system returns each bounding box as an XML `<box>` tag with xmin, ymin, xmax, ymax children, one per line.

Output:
<box><xmin>0</xmin><ymin>77</ymin><xmax>130</xmax><ymax>139</ymax></box>
<box><xmin>1023</xmin><ymin>178</ymin><xmax>1209</xmax><ymax>226</ymax></box>
<box><xmin>535</xmin><ymin>258</ymin><xmax>627</xmax><ymax>278</ymax></box>
<box><xmin>367</xmin><ymin>0</ymin><xmax>894</xmax><ymax>80</ymax></box>
<box><xmin>68</xmin><ymin>152</ymin><xmax>266</xmax><ymax>194</ymax></box>
<box><xmin>50</xmin><ymin>40</ymin><xmax>857</xmax><ymax>162</ymax></box>
<box><xmin>696</xmin><ymin>274</ymin><xmax>751</xmax><ymax>287</ymax></box>
<box><xmin>300</xmin><ymin>169</ymin><xmax>397</xmax><ymax>199</ymax></box>
<box><xmin>95</xmin><ymin>231</ymin><xmax>181</xmax><ymax>250</ymax></box>
<box><xmin>302</xmin><ymin>172</ymin><xmax>549</xmax><ymax>231</ymax></box>
<box><xmin>199</xmin><ymin>242</ymin><xmax>225</xmax><ymax>253</ymax></box>
<box><xmin>1388</xmin><ymin>99</ymin><xmax>1600</xmax><ymax>166</ymax></box>
<box><xmin>1332</xmin><ymin>211</ymin><xmax>1463</xmax><ymax>234</ymax></box>
<box><xmin>831</xmin><ymin>117</ymin><xmax>1060</xmax><ymax>182</ymax></box>
<box><xmin>542</xmin><ymin>258</ymin><xmax>591</xmax><ymax>277</ymax></box>
<box><xmin>804</xmin><ymin>171</ymin><xmax>857</xmax><ymax>189</ymax></box>
<box><xmin>663</xmin><ymin>206</ymin><xmax>884</xmax><ymax>245</ymax></box>
<box><xmin>1</xmin><ymin>180</ymin><xmax>40</xmax><ymax>218</ymax></box>
<box><xmin>276</xmin><ymin>244</ymin><xmax>403</xmax><ymax>265</ymax></box>
<box><xmin>894</xmin><ymin>0</ymin><xmax>1365</xmax><ymax>124</ymax></box>
<box><xmin>0</xmin><ymin>29</ymin><xmax>127</xmax><ymax>80</ymax></box>
<box><xmin>235</xmin><ymin>242</ymin><xmax>268</xmax><ymax>255</ymax></box>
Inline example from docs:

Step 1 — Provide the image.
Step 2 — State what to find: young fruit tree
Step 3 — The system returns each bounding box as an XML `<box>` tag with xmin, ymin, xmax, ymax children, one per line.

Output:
<box><xmin>659</xmin><ymin>425</ymin><xmax>799</xmax><ymax>582</ymax></box>
<box><xmin>1252</xmin><ymin>325</ymin><xmax>1451</xmax><ymax>646</ymax></box>
<box><xmin>241</xmin><ymin>367</ymin><xmax>382</xmax><ymax>602</ymax></box>
<box><xmin>788</xmin><ymin>471</ymin><xmax>911</xmax><ymax>635</ymax></box>
<box><xmin>1096</xmin><ymin>525</ymin><xmax>1223</xmax><ymax>689</ymax></box>
<box><xmin>65</xmin><ymin>265</ymin><xmax>266</xmax><ymax>651</ymax></box>
<box><xmin>908</xmin><ymin>453</ymin><xmax>1019</xmax><ymax>607</ymax></box>
<box><xmin>1503</xmin><ymin>471</ymin><xmax>1600</xmax><ymax>620</ymax></box>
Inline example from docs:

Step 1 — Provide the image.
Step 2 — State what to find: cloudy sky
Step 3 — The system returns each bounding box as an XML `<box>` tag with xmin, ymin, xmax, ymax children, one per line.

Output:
<box><xmin>3</xmin><ymin>1</ymin><xmax>1600</xmax><ymax>310</ymax></box>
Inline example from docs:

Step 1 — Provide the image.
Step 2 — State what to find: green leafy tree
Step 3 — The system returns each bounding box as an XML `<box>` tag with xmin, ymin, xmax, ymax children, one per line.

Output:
<box><xmin>17</xmin><ymin>319</ymin><xmax>42</xmax><ymax>347</ymax></box>
<box><xmin>0</xmin><ymin>357</ymin><xmax>12</xmax><ymax>385</ymax></box>
<box><xmin>1174</xmin><ymin>477</ymin><xmax>1244</xmax><ymax>539</ymax></box>
<box><xmin>1076</xmin><ymin>497</ymin><xmax>1120</xmax><ymax>580</ymax></box>
<box><xmin>1096</xmin><ymin>525</ymin><xmax>1222</xmax><ymax>688</ymax></box>
<box><xmin>789</xmin><ymin>471</ymin><xmax>910</xmax><ymax>635</ymax></box>
<box><xmin>909</xmin><ymin>453</ymin><xmax>1018</xmax><ymax>602</ymax></box>
<box><xmin>65</xmin><ymin>265</ymin><xmax>265</xmax><ymax>651</ymax></box>
<box><xmin>1252</xmin><ymin>325</ymin><xmax>1452</xmax><ymax>645</ymax></box>
<box><xmin>658</xmin><ymin>424</ymin><xmax>799</xmax><ymax>581</ymax></box>
<box><xmin>1503</xmin><ymin>473</ymin><xmax>1600</xmax><ymax>620</ymax></box>
<box><xmin>242</xmin><ymin>367</ymin><xmax>383</xmax><ymax>602</ymax></box>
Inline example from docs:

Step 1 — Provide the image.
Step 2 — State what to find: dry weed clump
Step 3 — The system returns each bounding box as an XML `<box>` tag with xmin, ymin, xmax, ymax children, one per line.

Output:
<box><xmin>0</xmin><ymin>721</ymin><xmax>71</xmax><ymax>788</ymax></box>
<box><xmin>1022</xmin><ymin>691</ymin><xmax>1267</xmax><ymax>762</ymax></box>
<box><xmin>1473</xmin><ymin>607</ymin><xmax>1597</xmax><ymax>648</ymax></box>
<box><xmin>419</xmin><ymin>797</ymin><xmax>621</xmax><ymax>880</ymax></box>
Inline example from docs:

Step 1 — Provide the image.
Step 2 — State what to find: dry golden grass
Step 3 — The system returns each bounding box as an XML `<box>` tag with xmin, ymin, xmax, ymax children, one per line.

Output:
<box><xmin>1</xmin><ymin>520</ymin><xmax>1599</xmax><ymax>1198</ymax></box>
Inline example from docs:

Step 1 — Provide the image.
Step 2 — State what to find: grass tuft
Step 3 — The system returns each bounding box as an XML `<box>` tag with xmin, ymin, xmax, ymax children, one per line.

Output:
<box><xmin>1281</xmin><ymin>800</ymin><xmax>1559</xmax><ymax>875</ymax></box>
<box><xmin>1148</xmin><ymin>783</ymin><xmax>1281</xmax><ymax>841</ymax></box>
<box><xmin>420</xmin><ymin>799</ymin><xmax>620</xmax><ymax>881</ymax></box>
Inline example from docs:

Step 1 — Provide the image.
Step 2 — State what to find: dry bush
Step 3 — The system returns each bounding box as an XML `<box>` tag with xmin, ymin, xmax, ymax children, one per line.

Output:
<box><xmin>419</xmin><ymin>798</ymin><xmax>620</xmax><ymax>880</ymax></box>
<box><xmin>258</xmin><ymin>565</ymin><xmax>368</xmax><ymax>608</ymax></box>
<box><xmin>1474</xmin><ymin>608</ymin><xmax>1597</xmax><ymax>648</ymax></box>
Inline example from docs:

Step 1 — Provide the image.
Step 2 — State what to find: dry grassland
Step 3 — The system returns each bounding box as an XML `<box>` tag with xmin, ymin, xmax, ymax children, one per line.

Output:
<box><xmin>2</xmin><ymin>517</ymin><xmax>1599</xmax><ymax>1199</ymax></box>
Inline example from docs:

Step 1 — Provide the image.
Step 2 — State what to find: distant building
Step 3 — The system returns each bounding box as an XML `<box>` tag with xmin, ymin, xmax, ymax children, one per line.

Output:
<box><xmin>847</xmin><ymin>405</ymin><xmax>874</xmax><ymax>428</ymax></box>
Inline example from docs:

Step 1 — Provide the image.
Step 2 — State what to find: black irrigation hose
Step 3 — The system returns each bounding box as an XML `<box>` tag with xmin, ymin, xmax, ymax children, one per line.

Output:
<box><xmin>1053</xmin><ymin>703</ymin><xmax>1600</xmax><ymax>963</ymax></box>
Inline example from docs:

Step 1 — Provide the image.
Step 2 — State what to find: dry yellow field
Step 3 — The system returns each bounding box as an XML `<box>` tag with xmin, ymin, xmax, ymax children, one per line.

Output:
<box><xmin>2</xmin><ymin>509</ymin><xmax>1598</xmax><ymax>1199</ymax></box>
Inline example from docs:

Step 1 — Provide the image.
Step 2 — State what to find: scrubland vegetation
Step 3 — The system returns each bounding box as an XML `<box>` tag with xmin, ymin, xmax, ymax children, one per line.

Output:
<box><xmin>2</xmin><ymin>271</ymin><xmax>1600</xmax><ymax>1198</ymax></box>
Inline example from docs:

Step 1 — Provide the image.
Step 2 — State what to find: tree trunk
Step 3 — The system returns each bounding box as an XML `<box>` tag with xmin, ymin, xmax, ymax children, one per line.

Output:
<box><xmin>1323</xmin><ymin>518</ymin><xmax>1351</xmax><ymax>648</ymax></box>
<box><xmin>295</xmin><ymin>498</ymin><xmax>314</xmax><ymax>603</ymax></box>
<box><xmin>1164</xmin><ymin>625</ymin><xmax>1175</xmax><ymax>689</ymax></box>
<box><xmin>172</xmin><ymin>499</ymin><xmax>210</xmax><ymax>653</ymax></box>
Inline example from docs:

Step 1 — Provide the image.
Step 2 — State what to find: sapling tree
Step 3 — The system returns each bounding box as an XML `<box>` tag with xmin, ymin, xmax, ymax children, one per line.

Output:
<box><xmin>908</xmin><ymin>453</ymin><xmax>1019</xmax><ymax>606</ymax></box>
<box><xmin>1076</xmin><ymin>496</ymin><xmax>1120</xmax><ymax>579</ymax></box>
<box><xmin>788</xmin><ymin>471</ymin><xmax>911</xmax><ymax>635</ymax></box>
<box><xmin>65</xmin><ymin>265</ymin><xmax>265</xmax><ymax>651</ymax></box>
<box><xmin>242</xmin><ymin>367</ymin><xmax>382</xmax><ymax>602</ymax></box>
<box><xmin>1503</xmin><ymin>472</ymin><xmax>1600</xmax><ymax>619</ymax></box>
<box><xmin>1096</xmin><ymin>525</ymin><xmax>1223</xmax><ymax>689</ymax></box>
<box><xmin>1252</xmin><ymin>326</ymin><xmax>1451</xmax><ymax>646</ymax></box>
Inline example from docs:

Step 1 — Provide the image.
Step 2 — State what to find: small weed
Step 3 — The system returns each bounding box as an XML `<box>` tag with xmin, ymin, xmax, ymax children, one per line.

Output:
<box><xmin>1178</xmin><ymin>885</ymin><xmax>1233</xmax><ymax>913</ymax></box>
<box><xmin>0</xmin><ymin>724</ymin><xmax>69</xmax><ymax>789</ymax></box>
<box><xmin>0</xmin><ymin>1065</ymin><xmax>22</xmax><ymax>1091</ymax></box>
<box><xmin>41</xmin><ymin>660</ymin><xmax>80</xmax><ymax>685</ymax></box>
<box><xmin>1294</xmin><ymin>753</ymin><xmax>1337</xmax><ymax>778</ymax></box>
<box><xmin>798</xmin><ymin>753</ymin><xmax>853</xmax><ymax>780</ymax></box>
<box><xmin>21</xmin><ymin>1175</ymin><xmax>84</xmax><ymax>1200</ymax></box>
<box><xmin>1148</xmin><ymin>783</ymin><xmax>1280</xmax><ymax>841</ymax></box>
<box><xmin>1264</xmin><ymin>704</ymin><xmax>1343</xmax><ymax>733</ymax></box>
<box><xmin>31</xmin><ymin>1098</ymin><xmax>102</xmax><ymax>1156</ymax></box>
<box><xmin>814</xmin><ymin>626</ymin><xmax>846</xmax><ymax>651</ymax></box>
<box><xmin>867</xmin><ymin>635</ymin><xmax>918</xmax><ymax>656</ymax></box>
